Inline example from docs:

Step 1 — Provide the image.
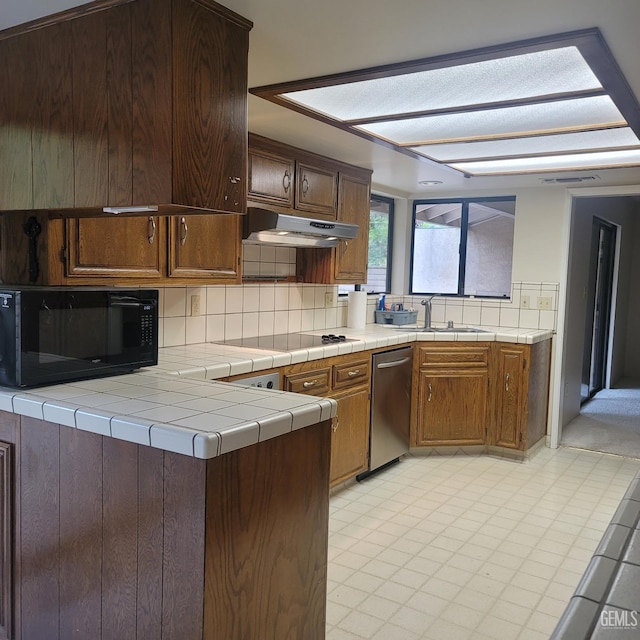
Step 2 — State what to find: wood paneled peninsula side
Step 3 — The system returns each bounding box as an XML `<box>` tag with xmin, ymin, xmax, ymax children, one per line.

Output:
<box><xmin>0</xmin><ymin>374</ymin><xmax>336</xmax><ymax>640</ymax></box>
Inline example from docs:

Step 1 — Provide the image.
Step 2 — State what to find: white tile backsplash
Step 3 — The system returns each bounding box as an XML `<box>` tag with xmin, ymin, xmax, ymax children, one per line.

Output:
<box><xmin>226</xmin><ymin>287</ymin><xmax>243</xmax><ymax>313</ymax></box>
<box><xmin>164</xmin><ymin>287</ymin><xmax>187</xmax><ymax>318</ymax></box>
<box><xmin>156</xmin><ymin>280</ymin><xmax>558</xmax><ymax>347</ymax></box>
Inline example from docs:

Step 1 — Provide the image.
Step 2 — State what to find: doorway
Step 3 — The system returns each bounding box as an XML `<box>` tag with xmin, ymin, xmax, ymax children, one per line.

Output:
<box><xmin>581</xmin><ymin>217</ymin><xmax>617</xmax><ymax>404</ymax></box>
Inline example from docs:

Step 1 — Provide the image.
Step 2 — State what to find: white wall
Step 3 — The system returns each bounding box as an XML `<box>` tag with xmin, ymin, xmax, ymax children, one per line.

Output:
<box><xmin>510</xmin><ymin>187</ymin><xmax>568</xmax><ymax>284</ymax></box>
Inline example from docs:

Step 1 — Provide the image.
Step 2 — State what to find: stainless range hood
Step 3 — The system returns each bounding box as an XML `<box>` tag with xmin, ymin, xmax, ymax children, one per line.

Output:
<box><xmin>243</xmin><ymin>208</ymin><xmax>358</xmax><ymax>248</ymax></box>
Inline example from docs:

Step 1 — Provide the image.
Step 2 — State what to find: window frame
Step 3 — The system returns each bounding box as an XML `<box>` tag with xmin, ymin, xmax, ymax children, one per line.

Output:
<box><xmin>409</xmin><ymin>195</ymin><xmax>515</xmax><ymax>298</ymax></box>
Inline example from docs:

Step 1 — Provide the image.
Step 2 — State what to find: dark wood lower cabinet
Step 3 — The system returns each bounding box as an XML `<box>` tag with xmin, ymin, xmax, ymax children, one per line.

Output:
<box><xmin>0</xmin><ymin>441</ymin><xmax>13</xmax><ymax>640</ymax></box>
<box><xmin>0</xmin><ymin>412</ymin><xmax>330</xmax><ymax>640</ymax></box>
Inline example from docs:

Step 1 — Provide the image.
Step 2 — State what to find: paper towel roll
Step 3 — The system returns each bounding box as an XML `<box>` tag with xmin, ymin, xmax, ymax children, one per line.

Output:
<box><xmin>347</xmin><ymin>290</ymin><xmax>367</xmax><ymax>329</ymax></box>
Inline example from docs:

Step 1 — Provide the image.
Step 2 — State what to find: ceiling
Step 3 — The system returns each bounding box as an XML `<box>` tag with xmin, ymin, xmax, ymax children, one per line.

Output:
<box><xmin>3</xmin><ymin>0</ymin><xmax>640</xmax><ymax>198</ymax></box>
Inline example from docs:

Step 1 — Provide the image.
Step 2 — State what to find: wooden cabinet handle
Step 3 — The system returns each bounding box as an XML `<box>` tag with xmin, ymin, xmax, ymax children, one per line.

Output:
<box><xmin>302</xmin><ymin>175</ymin><xmax>309</xmax><ymax>195</ymax></box>
<box><xmin>147</xmin><ymin>216</ymin><xmax>156</xmax><ymax>245</ymax></box>
<box><xmin>347</xmin><ymin>370</ymin><xmax>361</xmax><ymax>377</ymax></box>
<box><xmin>341</xmin><ymin>240</ymin><xmax>349</xmax><ymax>256</ymax></box>
<box><xmin>303</xmin><ymin>379</ymin><xmax>319</xmax><ymax>388</ymax></box>
<box><xmin>506</xmin><ymin>373</ymin><xmax>510</xmax><ymax>392</ymax></box>
<box><xmin>180</xmin><ymin>217</ymin><xmax>188</xmax><ymax>246</ymax></box>
<box><xmin>283</xmin><ymin>170</ymin><xmax>291</xmax><ymax>192</ymax></box>
<box><xmin>427</xmin><ymin>383</ymin><xmax>433</xmax><ymax>402</ymax></box>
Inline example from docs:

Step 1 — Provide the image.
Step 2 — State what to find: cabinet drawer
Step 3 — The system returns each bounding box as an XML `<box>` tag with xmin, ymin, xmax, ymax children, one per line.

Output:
<box><xmin>284</xmin><ymin>369</ymin><xmax>330</xmax><ymax>396</ymax></box>
<box><xmin>418</xmin><ymin>345</ymin><xmax>489</xmax><ymax>368</ymax></box>
<box><xmin>332</xmin><ymin>359</ymin><xmax>370</xmax><ymax>390</ymax></box>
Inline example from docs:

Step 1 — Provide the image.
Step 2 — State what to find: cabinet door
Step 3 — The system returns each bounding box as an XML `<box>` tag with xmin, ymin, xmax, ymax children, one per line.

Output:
<box><xmin>248</xmin><ymin>147</ymin><xmax>294</xmax><ymax>208</ymax></box>
<box><xmin>168</xmin><ymin>215</ymin><xmax>241</xmax><ymax>282</ymax></box>
<box><xmin>330</xmin><ymin>386</ymin><xmax>370</xmax><ymax>485</ymax></box>
<box><xmin>415</xmin><ymin>370</ymin><xmax>487</xmax><ymax>446</ymax></box>
<box><xmin>334</xmin><ymin>172</ymin><xmax>370</xmax><ymax>283</ymax></box>
<box><xmin>172</xmin><ymin>2</ymin><xmax>248</xmax><ymax>213</ymax></box>
<box><xmin>0</xmin><ymin>442</ymin><xmax>12</xmax><ymax>640</ymax></box>
<box><xmin>294</xmin><ymin>161</ymin><xmax>338</xmax><ymax>218</ymax></box>
<box><xmin>66</xmin><ymin>216</ymin><xmax>164</xmax><ymax>280</ymax></box>
<box><xmin>494</xmin><ymin>346</ymin><xmax>526</xmax><ymax>449</ymax></box>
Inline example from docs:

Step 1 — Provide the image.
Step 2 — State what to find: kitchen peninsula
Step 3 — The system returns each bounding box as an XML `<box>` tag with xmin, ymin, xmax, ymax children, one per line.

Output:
<box><xmin>0</xmin><ymin>324</ymin><xmax>551</xmax><ymax>639</ymax></box>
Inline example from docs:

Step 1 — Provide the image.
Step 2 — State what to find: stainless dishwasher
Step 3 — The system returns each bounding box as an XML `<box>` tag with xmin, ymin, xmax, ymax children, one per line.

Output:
<box><xmin>359</xmin><ymin>346</ymin><xmax>412</xmax><ymax>479</ymax></box>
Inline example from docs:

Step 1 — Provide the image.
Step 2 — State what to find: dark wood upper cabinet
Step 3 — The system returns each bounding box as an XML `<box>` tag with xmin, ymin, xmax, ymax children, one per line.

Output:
<box><xmin>248</xmin><ymin>134</ymin><xmax>373</xmax><ymax>285</ymax></box>
<box><xmin>168</xmin><ymin>215</ymin><xmax>241</xmax><ymax>280</ymax></box>
<box><xmin>248</xmin><ymin>147</ymin><xmax>295</xmax><ymax>209</ymax></box>
<box><xmin>247</xmin><ymin>134</ymin><xmax>339</xmax><ymax>220</ymax></box>
<box><xmin>0</xmin><ymin>0</ymin><xmax>252</xmax><ymax>215</ymax></box>
<box><xmin>294</xmin><ymin>161</ymin><xmax>338</xmax><ymax>218</ymax></box>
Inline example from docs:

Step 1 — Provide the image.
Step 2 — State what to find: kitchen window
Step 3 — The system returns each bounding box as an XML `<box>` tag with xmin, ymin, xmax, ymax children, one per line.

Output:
<box><xmin>410</xmin><ymin>196</ymin><xmax>515</xmax><ymax>298</ymax></box>
<box><xmin>340</xmin><ymin>194</ymin><xmax>394</xmax><ymax>294</ymax></box>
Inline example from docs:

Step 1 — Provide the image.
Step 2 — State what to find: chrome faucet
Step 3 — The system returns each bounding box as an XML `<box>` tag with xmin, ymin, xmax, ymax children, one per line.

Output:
<box><xmin>421</xmin><ymin>296</ymin><xmax>436</xmax><ymax>330</ymax></box>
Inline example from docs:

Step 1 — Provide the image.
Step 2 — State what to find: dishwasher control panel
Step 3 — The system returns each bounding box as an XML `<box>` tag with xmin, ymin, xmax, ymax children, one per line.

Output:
<box><xmin>231</xmin><ymin>372</ymin><xmax>280</xmax><ymax>390</ymax></box>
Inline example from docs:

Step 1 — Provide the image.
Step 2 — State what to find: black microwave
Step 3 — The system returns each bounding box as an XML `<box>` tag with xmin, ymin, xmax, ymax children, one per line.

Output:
<box><xmin>0</xmin><ymin>287</ymin><xmax>158</xmax><ymax>388</ymax></box>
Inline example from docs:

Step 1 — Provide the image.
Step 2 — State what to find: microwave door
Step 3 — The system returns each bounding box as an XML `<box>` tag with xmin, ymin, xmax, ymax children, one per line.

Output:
<box><xmin>107</xmin><ymin>295</ymin><xmax>144</xmax><ymax>362</ymax></box>
<box><xmin>63</xmin><ymin>293</ymin><xmax>108</xmax><ymax>366</ymax></box>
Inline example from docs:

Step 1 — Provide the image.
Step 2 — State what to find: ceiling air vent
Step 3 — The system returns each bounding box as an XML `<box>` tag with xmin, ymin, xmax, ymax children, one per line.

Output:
<box><xmin>540</xmin><ymin>175</ymin><xmax>600</xmax><ymax>184</ymax></box>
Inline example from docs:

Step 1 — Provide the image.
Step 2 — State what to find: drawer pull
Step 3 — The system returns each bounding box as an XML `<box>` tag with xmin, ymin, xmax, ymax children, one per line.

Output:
<box><xmin>302</xmin><ymin>175</ymin><xmax>309</xmax><ymax>195</ymax></box>
<box><xmin>347</xmin><ymin>370</ymin><xmax>361</xmax><ymax>377</ymax></box>
<box><xmin>427</xmin><ymin>383</ymin><xmax>433</xmax><ymax>402</ymax></box>
<box><xmin>506</xmin><ymin>373</ymin><xmax>510</xmax><ymax>392</ymax></box>
<box><xmin>332</xmin><ymin>416</ymin><xmax>339</xmax><ymax>432</ymax></box>
<box><xmin>303</xmin><ymin>379</ymin><xmax>319</xmax><ymax>388</ymax></box>
<box><xmin>283</xmin><ymin>170</ymin><xmax>291</xmax><ymax>192</ymax></box>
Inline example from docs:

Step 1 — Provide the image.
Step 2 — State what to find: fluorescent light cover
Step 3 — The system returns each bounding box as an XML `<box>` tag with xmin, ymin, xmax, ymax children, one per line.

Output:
<box><xmin>450</xmin><ymin>149</ymin><xmax>640</xmax><ymax>175</ymax></box>
<box><xmin>251</xmin><ymin>29</ymin><xmax>640</xmax><ymax>178</ymax></box>
<box><xmin>282</xmin><ymin>47</ymin><xmax>601</xmax><ymax>121</ymax></box>
<box><xmin>355</xmin><ymin>96</ymin><xmax>624</xmax><ymax>144</ymax></box>
<box><xmin>411</xmin><ymin>128</ymin><xmax>640</xmax><ymax>161</ymax></box>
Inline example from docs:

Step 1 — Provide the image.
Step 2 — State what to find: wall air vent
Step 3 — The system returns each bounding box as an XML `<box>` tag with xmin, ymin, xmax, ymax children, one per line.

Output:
<box><xmin>540</xmin><ymin>175</ymin><xmax>600</xmax><ymax>184</ymax></box>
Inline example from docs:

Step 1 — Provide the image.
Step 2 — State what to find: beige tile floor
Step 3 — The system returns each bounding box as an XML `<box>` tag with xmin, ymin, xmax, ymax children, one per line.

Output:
<box><xmin>326</xmin><ymin>446</ymin><xmax>640</xmax><ymax>640</ymax></box>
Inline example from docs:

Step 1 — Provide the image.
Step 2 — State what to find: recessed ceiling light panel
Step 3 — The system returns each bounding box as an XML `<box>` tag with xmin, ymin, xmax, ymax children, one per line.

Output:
<box><xmin>251</xmin><ymin>29</ymin><xmax>640</xmax><ymax>178</ymax></box>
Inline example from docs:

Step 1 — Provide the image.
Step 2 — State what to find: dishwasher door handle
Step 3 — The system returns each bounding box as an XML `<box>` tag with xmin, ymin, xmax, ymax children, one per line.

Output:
<box><xmin>376</xmin><ymin>357</ymin><xmax>411</xmax><ymax>369</ymax></box>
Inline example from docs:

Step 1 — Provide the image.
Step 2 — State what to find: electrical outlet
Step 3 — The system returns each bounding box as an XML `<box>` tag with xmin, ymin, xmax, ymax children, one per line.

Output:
<box><xmin>537</xmin><ymin>296</ymin><xmax>552</xmax><ymax>310</ymax></box>
<box><xmin>521</xmin><ymin>295</ymin><xmax>530</xmax><ymax>309</ymax></box>
<box><xmin>190</xmin><ymin>294</ymin><xmax>201</xmax><ymax>316</ymax></box>
<box><xmin>325</xmin><ymin>291</ymin><xmax>335</xmax><ymax>307</ymax></box>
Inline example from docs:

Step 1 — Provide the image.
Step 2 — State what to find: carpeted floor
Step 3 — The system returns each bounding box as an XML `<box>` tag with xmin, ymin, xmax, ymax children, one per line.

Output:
<box><xmin>561</xmin><ymin>379</ymin><xmax>640</xmax><ymax>459</ymax></box>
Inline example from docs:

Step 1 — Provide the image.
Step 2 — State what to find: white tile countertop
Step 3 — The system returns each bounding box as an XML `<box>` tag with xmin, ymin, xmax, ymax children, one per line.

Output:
<box><xmin>0</xmin><ymin>324</ymin><xmax>552</xmax><ymax>460</ymax></box>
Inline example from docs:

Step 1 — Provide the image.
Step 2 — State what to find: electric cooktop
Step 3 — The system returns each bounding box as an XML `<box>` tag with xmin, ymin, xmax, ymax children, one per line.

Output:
<box><xmin>213</xmin><ymin>333</ymin><xmax>357</xmax><ymax>352</ymax></box>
